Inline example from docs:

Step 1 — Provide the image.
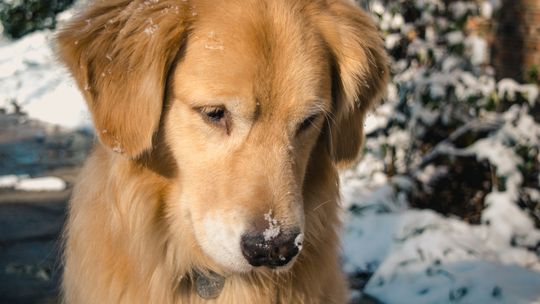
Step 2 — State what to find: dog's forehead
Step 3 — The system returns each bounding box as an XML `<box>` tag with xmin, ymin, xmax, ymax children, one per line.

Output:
<box><xmin>173</xmin><ymin>0</ymin><xmax>331</xmax><ymax>114</ymax></box>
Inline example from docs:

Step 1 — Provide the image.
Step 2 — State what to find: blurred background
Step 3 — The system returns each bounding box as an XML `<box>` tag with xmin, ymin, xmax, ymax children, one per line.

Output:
<box><xmin>0</xmin><ymin>0</ymin><xmax>539</xmax><ymax>303</ymax></box>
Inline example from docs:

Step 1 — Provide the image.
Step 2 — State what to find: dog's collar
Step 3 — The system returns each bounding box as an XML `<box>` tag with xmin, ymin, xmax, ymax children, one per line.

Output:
<box><xmin>193</xmin><ymin>270</ymin><xmax>226</xmax><ymax>299</ymax></box>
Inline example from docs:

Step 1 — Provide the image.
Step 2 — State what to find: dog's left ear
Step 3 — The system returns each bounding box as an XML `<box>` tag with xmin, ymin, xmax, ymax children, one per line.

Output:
<box><xmin>57</xmin><ymin>1</ymin><xmax>189</xmax><ymax>158</ymax></box>
<box><xmin>316</xmin><ymin>0</ymin><xmax>389</xmax><ymax>167</ymax></box>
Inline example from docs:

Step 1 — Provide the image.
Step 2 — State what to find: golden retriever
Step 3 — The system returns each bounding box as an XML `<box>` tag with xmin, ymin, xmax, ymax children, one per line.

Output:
<box><xmin>57</xmin><ymin>0</ymin><xmax>388</xmax><ymax>303</ymax></box>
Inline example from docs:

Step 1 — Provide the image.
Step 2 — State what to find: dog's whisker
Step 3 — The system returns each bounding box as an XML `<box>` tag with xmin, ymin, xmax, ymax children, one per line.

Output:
<box><xmin>312</xmin><ymin>200</ymin><xmax>332</xmax><ymax>211</ymax></box>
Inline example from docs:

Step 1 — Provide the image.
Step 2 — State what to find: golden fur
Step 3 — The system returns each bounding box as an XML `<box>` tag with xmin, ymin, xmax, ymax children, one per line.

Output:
<box><xmin>58</xmin><ymin>0</ymin><xmax>388</xmax><ymax>303</ymax></box>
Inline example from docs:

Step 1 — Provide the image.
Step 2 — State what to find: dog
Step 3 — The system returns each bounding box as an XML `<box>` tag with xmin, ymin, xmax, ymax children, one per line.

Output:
<box><xmin>58</xmin><ymin>0</ymin><xmax>388</xmax><ymax>303</ymax></box>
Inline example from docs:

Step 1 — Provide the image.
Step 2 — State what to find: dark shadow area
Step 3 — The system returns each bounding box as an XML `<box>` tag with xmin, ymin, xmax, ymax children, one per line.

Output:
<box><xmin>0</xmin><ymin>193</ymin><xmax>68</xmax><ymax>304</ymax></box>
<box><xmin>0</xmin><ymin>113</ymin><xmax>93</xmax><ymax>177</ymax></box>
<box><xmin>0</xmin><ymin>113</ymin><xmax>92</xmax><ymax>303</ymax></box>
<box><xmin>493</xmin><ymin>0</ymin><xmax>526</xmax><ymax>81</ymax></box>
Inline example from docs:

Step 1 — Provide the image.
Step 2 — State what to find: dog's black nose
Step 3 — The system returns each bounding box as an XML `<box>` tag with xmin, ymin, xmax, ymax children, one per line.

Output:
<box><xmin>241</xmin><ymin>230</ymin><xmax>303</xmax><ymax>268</ymax></box>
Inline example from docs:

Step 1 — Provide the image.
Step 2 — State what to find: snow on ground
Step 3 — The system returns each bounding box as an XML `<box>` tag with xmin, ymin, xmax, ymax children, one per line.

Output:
<box><xmin>341</xmin><ymin>179</ymin><xmax>540</xmax><ymax>303</ymax></box>
<box><xmin>0</xmin><ymin>28</ymin><xmax>89</xmax><ymax>129</ymax></box>
<box><xmin>0</xmin><ymin>175</ymin><xmax>66</xmax><ymax>191</ymax></box>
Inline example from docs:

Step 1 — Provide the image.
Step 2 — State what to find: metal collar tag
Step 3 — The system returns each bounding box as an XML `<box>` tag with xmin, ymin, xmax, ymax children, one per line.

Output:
<box><xmin>194</xmin><ymin>270</ymin><xmax>226</xmax><ymax>299</ymax></box>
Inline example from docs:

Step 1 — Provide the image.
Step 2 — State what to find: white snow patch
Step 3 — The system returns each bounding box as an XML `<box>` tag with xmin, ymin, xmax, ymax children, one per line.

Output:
<box><xmin>294</xmin><ymin>233</ymin><xmax>304</xmax><ymax>251</ymax></box>
<box><xmin>390</xmin><ymin>14</ymin><xmax>405</xmax><ymax>30</ymax></box>
<box><xmin>370</xmin><ymin>1</ymin><xmax>385</xmax><ymax>15</ymax></box>
<box><xmin>385</xmin><ymin>33</ymin><xmax>401</xmax><ymax>50</ymax></box>
<box><xmin>0</xmin><ymin>31</ymin><xmax>90</xmax><ymax>129</ymax></box>
<box><xmin>367</xmin><ymin>258</ymin><xmax>540</xmax><ymax>304</ymax></box>
<box><xmin>0</xmin><ymin>175</ymin><xmax>20</xmax><ymax>188</ymax></box>
<box><xmin>144</xmin><ymin>24</ymin><xmax>158</xmax><ymax>35</ymax></box>
<box><xmin>498</xmin><ymin>78</ymin><xmax>539</xmax><ymax>105</ymax></box>
<box><xmin>342</xmin><ymin>188</ymin><xmax>540</xmax><ymax>303</ymax></box>
<box><xmin>6</xmin><ymin>176</ymin><xmax>67</xmax><ymax>191</ymax></box>
<box><xmin>111</xmin><ymin>141</ymin><xmax>124</xmax><ymax>154</ymax></box>
<box><xmin>465</xmin><ymin>34</ymin><xmax>489</xmax><ymax>65</ymax></box>
<box><xmin>263</xmin><ymin>210</ymin><xmax>281</xmax><ymax>241</ymax></box>
<box><xmin>480</xmin><ymin>0</ymin><xmax>494</xmax><ymax>18</ymax></box>
<box><xmin>446</xmin><ymin>31</ymin><xmax>464</xmax><ymax>45</ymax></box>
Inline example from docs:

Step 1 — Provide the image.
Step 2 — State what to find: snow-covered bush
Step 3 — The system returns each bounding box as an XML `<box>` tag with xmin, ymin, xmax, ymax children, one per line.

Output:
<box><xmin>352</xmin><ymin>0</ymin><xmax>539</xmax><ymax>229</ymax></box>
<box><xmin>0</xmin><ymin>0</ymin><xmax>74</xmax><ymax>39</ymax></box>
<box><xmin>344</xmin><ymin>0</ymin><xmax>540</xmax><ymax>302</ymax></box>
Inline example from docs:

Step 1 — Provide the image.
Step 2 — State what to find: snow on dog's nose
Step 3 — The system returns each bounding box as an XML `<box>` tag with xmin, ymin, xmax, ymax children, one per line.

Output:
<box><xmin>240</xmin><ymin>230</ymin><xmax>303</xmax><ymax>268</ymax></box>
<box><xmin>240</xmin><ymin>211</ymin><xmax>303</xmax><ymax>268</ymax></box>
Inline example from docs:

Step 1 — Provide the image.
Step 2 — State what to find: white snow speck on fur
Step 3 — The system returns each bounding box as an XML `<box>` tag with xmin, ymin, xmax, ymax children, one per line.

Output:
<box><xmin>144</xmin><ymin>19</ymin><xmax>159</xmax><ymax>35</ymax></box>
<box><xmin>294</xmin><ymin>233</ymin><xmax>304</xmax><ymax>251</ymax></box>
<box><xmin>204</xmin><ymin>31</ymin><xmax>224</xmax><ymax>50</ymax></box>
<box><xmin>263</xmin><ymin>210</ymin><xmax>281</xmax><ymax>241</ymax></box>
<box><xmin>111</xmin><ymin>141</ymin><xmax>124</xmax><ymax>154</ymax></box>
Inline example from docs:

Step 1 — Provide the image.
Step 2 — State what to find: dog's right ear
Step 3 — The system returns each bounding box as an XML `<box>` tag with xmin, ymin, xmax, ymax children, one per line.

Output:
<box><xmin>57</xmin><ymin>0</ymin><xmax>190</xmax><ymax>158</ymax></box>
<box><xmin>314</xmin><ymin>0</ymin><xmax>389</xmax><ymax>168</ymax></box>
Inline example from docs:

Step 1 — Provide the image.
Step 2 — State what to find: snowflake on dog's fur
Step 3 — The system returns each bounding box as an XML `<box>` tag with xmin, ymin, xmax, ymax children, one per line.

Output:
<box><xmin>263</xmin><ymin>210</ymin><xmax>281</xmax><ymax>241</ymax></box>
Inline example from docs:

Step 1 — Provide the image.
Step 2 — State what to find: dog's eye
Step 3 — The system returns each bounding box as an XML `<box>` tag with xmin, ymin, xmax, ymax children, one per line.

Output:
<box><xmin>197</xmin><ymin>106</ymin><xmax>229</xmax><ymax>132</ymax></box>
<box><xmin>198</xmin><ymin>106</ymin><xmax>226</xmax><ymax>123</ymax></box>
<box><xmin>297</xmin><ymin>114</ymin><xmax>319</xmax><ymax>134</ymax></box>
<box><xmin>203</xmin><ymin>107</ymin><xmax>225</xmax><ymax>122</ymax></box>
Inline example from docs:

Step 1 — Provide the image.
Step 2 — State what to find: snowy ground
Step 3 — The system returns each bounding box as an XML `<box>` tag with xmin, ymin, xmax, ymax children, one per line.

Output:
<box><xmin>1</xmin><ymin>1</ymin><xmax>540</xmax><ymax>303</ymax></box>
<box><xmin>0</xmin><ymin>30</ymin><xmax>90</xmax><ymax>129</ymax></box>
<box><xmin>341</xmin><ymin>178</ymin><xmax>540</xmax><ymax>303</ymax></box>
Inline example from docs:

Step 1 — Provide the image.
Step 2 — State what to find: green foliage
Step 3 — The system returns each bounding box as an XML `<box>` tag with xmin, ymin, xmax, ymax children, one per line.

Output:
<box><xmin>525</xmin><ymin>65</ymin><xmax>539</xmax><ymax>85</ymax></box>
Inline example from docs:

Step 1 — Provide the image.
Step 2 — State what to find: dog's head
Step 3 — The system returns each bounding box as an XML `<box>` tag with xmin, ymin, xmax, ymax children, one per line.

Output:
<box><xmin>59</xmin><ymin>0</ymin><xmax>388</xmax><ymax>273</ymax></box>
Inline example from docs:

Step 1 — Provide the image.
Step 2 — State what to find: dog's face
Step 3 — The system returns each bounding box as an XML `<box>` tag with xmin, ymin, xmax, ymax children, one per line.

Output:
<box><xmin>166</xmin><ymin>5</ymin><xmax>332</xmax><ymax>271</ymax></box>
<box><xmin>59</xmin><ymin>0</ymin><xmax>388</xmax><ymax>273</ymax></box>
